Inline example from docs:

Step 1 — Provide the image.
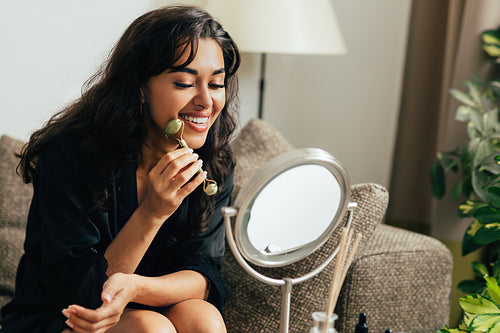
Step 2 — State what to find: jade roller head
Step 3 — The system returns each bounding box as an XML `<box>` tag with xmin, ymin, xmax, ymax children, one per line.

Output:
<box><xmin>164</xmin><ymin>119</ymin><xmax>218</xmax><ymax>196</ymax></box>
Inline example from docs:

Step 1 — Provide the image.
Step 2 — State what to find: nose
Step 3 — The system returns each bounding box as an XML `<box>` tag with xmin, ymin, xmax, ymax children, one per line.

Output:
<box><xmin>193</xmin><ymin>86</ymin><xmax>213</xmax><ymax>110</ymax></box>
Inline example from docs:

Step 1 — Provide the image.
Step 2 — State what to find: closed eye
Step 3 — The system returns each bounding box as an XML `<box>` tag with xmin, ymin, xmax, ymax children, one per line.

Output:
<box><xmin>209</xmin><ymin>84</ymin><xmax>225</xmax><ymax>89</ymax></box>
<box><xmin>174</xmin><ymin>82</ymin><xmax>194</xmax><ymax>88</ymax></box>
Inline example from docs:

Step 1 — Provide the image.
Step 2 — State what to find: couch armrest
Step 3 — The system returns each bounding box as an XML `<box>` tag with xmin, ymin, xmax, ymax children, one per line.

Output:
<box><xmin>336</xmin><ymin>224</ymin><xmax>453</xmax><ymax>332</ymax></box>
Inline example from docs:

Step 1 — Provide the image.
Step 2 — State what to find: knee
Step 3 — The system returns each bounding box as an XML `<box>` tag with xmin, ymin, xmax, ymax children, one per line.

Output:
<box><xmin>168</xmin><ymin>299</ymin><xmax>226</xmax><ymax>333</ymax></box>
<box><xmin>124</xmin><ymin>309</ymin><xmax>176</xmax><ymax>333</ymax></box>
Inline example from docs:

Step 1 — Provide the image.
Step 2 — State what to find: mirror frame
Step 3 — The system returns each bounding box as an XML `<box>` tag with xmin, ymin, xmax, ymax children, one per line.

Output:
<box><xmin>232</xmin><ymin>148</ymin><xmax>351</xmax><ymax>267</ymax></box>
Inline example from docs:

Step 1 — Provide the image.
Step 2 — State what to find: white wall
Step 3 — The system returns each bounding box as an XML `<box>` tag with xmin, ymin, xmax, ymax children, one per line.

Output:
<box><xmin>0</xmin><ymin>0</ymin><xmax>411</xmax><ymax>188</ymax></box>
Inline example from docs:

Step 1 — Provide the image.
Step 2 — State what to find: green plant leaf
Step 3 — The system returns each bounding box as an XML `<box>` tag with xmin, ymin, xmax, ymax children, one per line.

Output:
<box><xmin>451</xmin><ymin>88</ymin><xmax>477</xmax><ymax>108</ymax></box>
<box><xmin>482</xmin><ymin>30</ymin><xmax>500</xmax><ymax>45</ymax></box>
<box><xmin>469</xmin><ymin>313</ymin><xmax>500</xmax><ymax>331</ymax></box>
<box><xmin>459</xmin><ymin>200</ymin><xmax>488</xmax><ymax>217</ymax></box>
<box><xmin>475</xmin><ymin>223</ymin><xmax>500</xmax><ymax>245</ymax></box>
<box><xmin>437</xmin><ymin>326</ymin><xmax>469</xmax><ymax>333</ymax></box>
<box><xmin>491</xmin><ymin>81</ymin><xmax>500</xmax><ymax>99</ymax></box>
<box><xmin>456</xmin><ymin>105</ymin><xmax>472</xmax><ymax>122</ymax></box>
<box><xmin>473</xmin><ymin>169</ymin><xmax>491</xmax><ymax>202</ymax></box>
<box><xmin>489</xmin><ymin>187</ymin><xmax>500</xmax><ymax>207</ymax></box>
<box><xmin>466</xmin><ymin>80</ymin><xmax>484</xmax><ymax>108</ymax></box>
<box><xmin>470</xmin><ymin>109</ymin><xmax>485</xmax><ymax>135</ymax></box>
<box><xmin>431</xmin><ymin>160</ymin><xmax>446</xmax><ymax>198</ymax></box>
<box><xmin>469</xmin><ymin>137</ymin><xmax>482</xmax><ymax>159</ymax></box>
<box><xmin>485</xmin><ymin>109</ymin><xmax>500</xmax><ymax>133</ymax></box>
<box><xmin>463</xmin><ymin>220</ymin><xmax>484</xmax><ymax>255</ymax></box>
<box><xmin>489</xmin><ymin>319</ymin><xmax>500</xmax><ymax>333</ymax></box>
<box><xmin>460</xmin><ymin>294</ymin><xmax>500</xmax><ymax>314</ymax></box>
<box><xmin>479</xmin><ymin>156</ymin><xmax>500</xmax><ymax>175</ymax></box>
<box><xmin>472</xmin><ymin>261</ymin><xmax>490</xmax><ymax>277</ymax></box>
<box><xmin>474</xmin><ymin>206</ymin><xmax>500</xmax><ymax>224</ymax></box>
<box><xmin>458</xmin><ymin>279</ymin><xmax>486</xmax><ymax>293</ymax></box>
<box><xmin>441</xmin><ymin>151</ymin><xmax>461</xmax><ymax>172</ymax></box>
<box><xmin>483</xmin><ymin>44</ymin><xmax>500</xmax><ymax>57</ymax></box>
<box><xmin>485</xmin><ymin>276</ymin><xmax>500</xmax><ymax>306</ymax></box>
<box><xmin>451</xmin><ymin>181</ymin><xmax>464</xmax><ymax>200</ymax></box>
<box><xmin>474</xmin><ymin>140</ymin><xmax>495</xmax><ymax>167</ymax></box>
<box><xmin>469</xmin><ymin>120</ymin><xmax>483</xmax><ymax>140</ymax></box>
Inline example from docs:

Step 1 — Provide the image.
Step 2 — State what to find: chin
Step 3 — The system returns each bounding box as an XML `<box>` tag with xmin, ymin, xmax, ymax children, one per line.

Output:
<box><xmin>186</xmin><ymin>136</ymin><xmax>207</xmax><ymax>150</ymax></box>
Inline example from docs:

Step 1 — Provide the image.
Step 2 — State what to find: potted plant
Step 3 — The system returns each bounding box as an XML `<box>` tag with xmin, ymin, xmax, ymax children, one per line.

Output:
<box><xmin>439</xmin><ymin>273</ymin><xmax>500</xmax><ymax>332</ymax></box>
<box><xmin>431</xmin><ymin>26</ymin><xmax>500</xmax><ymax>332</ymax></box>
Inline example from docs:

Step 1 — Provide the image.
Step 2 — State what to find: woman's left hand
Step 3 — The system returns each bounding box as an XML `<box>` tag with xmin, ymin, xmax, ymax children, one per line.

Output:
<box><xmin>62</xmin><ymin>273</ymin><xmax>137</xmax><ymax>333</ymax></box>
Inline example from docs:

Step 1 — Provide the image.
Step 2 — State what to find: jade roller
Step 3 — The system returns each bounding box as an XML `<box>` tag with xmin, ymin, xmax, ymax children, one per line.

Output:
<box><xmin>164</xmin><ymin>119</ymin><xmax>218</xmax><ymax>196</ymax></box>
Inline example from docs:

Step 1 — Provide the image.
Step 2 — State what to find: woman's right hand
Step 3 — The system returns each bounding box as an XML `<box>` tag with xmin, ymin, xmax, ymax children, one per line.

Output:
<box><xmin>62</xmin><ymin>273</ymin><xmax>138</xmax><ymax>333</ymax></box>
<box><xmin>139</xmin><ymin>148</ymin><xmax>206</xmax><ymax>223</ymax></box>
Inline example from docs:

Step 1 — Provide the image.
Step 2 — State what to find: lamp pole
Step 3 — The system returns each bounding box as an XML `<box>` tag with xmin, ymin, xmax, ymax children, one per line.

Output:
<box><xmin>258</xmin><ymin>53</ymin><xmax>266</xmax><ymax>119</ymax></box>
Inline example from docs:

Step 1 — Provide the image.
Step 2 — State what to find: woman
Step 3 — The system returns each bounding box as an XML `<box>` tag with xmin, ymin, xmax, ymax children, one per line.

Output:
<box><xmin>0</xmin><ymin>5</ymin><xmax>240</xmax><ymax>333</ymax></box>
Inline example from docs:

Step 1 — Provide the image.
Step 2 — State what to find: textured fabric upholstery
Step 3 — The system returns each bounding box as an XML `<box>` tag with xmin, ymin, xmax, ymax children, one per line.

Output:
<box><xmin>231</xmin><ymin>118</ymin><xmax>294</xmax><ymax>200</ymax></box>
<box><xmin>337</xmin><ymin>224</ymin><xmax>453</xmax><ymax>332</ymax></box>
<box><xmin>0</xmin><ymin>135</ymin><xmax>32</xmax><ymax>318</ymax></box>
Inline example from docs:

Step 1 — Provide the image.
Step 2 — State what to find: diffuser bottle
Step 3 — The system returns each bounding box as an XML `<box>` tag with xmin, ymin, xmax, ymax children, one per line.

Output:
<box><xmin>309</xmin><ymin>312</ymin><xmax>338</xmax><ymax>333</ymax></box>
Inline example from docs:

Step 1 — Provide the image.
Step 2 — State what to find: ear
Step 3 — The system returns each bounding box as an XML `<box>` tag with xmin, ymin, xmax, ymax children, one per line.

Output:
<box><xmin>139</xmin><ymin>88</ymin><xmax>146</xmax><ymax>103</ymax></box>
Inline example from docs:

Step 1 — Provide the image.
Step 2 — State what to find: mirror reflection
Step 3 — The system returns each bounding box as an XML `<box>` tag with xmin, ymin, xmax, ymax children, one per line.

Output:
<box><xmin>246</xmin><ymin>164</ymin><xmax>341</xmax><ymax>253</ymax></box>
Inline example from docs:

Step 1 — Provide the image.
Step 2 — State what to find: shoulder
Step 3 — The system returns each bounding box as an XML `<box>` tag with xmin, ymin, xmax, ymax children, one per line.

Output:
<box><xmin>39</xmin><ymin>132</ymin><xmax>86</xmax><ymax>176</ymax></box>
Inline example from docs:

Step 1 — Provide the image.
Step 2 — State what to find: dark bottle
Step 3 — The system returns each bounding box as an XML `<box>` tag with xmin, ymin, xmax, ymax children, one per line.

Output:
<box><xmin>354</xmin><ymin>312</ymin><xmax>368</xmax><ymax>333</ymax></box>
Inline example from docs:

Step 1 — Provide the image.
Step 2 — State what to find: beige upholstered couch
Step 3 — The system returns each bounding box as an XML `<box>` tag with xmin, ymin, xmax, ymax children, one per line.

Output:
<box><xmin>0</xmin><ymin>119</ymin><xmax>453</xmax><ymax>332</ymax></box>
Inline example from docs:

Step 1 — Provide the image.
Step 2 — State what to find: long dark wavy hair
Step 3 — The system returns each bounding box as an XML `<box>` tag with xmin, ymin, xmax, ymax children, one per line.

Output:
<box><xmin>17</xmin><ymin>6</ymin><xmax>240</xmax><ymax>238</ymax></box>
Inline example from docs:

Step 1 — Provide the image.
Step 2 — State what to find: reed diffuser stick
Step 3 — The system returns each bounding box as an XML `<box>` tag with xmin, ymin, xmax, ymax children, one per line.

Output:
<box><xmin>325</xmin><ymin>227</ymin><xmax>349</xmax><ymax>317</ymax></box>
<box><xmin>324</xmin><ymin>227</ymin><xmax>363</xmax><ymax>327</ymax></box>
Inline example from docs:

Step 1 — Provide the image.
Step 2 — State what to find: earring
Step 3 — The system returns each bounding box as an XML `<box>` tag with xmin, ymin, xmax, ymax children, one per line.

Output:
<box><xmin>140</xmin><ymin>102</ymin><xmax>144</xmax><ymax>116</ymax></box>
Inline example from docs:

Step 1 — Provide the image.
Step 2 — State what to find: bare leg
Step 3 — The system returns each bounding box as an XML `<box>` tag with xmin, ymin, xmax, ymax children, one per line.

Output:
<box><xmin>165</xmin><ymin>299</ymin><xmax>226</xmax><ymax>333</ymax></box>
<box><xmin>106</xmin><ymin>309</ymin><xmax>176</xmax><ymax>333</ymax></box>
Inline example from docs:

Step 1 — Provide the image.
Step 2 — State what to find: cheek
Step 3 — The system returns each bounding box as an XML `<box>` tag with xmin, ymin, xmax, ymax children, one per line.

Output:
<box><xmin>214</xmin><ymin>91</ymin><xmax>226</xmax><ymax>114</ymax></box>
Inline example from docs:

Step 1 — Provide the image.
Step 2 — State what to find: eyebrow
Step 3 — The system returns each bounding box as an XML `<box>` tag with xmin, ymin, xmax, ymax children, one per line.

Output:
<box><xmin>169</xmin><ymin>67</ymin><xmax>225</xmax><ymax>75</ymax></box>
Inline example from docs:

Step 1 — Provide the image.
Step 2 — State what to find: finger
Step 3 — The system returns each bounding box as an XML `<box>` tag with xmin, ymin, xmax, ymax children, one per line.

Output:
<box><xmin>67</xmin><ymin>304</ymin><xmax>111</xmax><ymax>324</ymax></box>
<box><xmin>66</xmin><ymin>315</ymin><xmax>117</xmax><ymax>333</ymax></box>
<box><xmin>65</xmin><ymin>305</ymin><xmax>119</xmax><ymax>332</ymax></box>
<box><xmin>178</xmin><ymin>170</ymin><xmax>207</xmax><ymax>197</ymax></box>
<box><xmin>101</xmin><ymin>280</ymin><xmax>124</xmax><ymax>304</ymax></box>
<box><xmin>167</xmin><ymin>158</ymin><xmax>204</xmax><ymax>190</ymax></box>
<box><xmin>150</xmin><ymin>148</ymin><xmax>193</xmax><ymax>179</ymax></box>
<box><xmin>160</xmin><ymin>152</ymin><xmax>200</xmax><ymax>179</ymax></box>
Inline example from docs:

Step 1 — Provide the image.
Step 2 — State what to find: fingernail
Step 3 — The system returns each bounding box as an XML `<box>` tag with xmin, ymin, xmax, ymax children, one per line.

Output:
<box><xmin>197</xmin><ymin>159</ymin><xmax>203</xmax><ymax>167</ymax></box>
<box><xmin>188</xmin><ymin>148</ymin><xmax>193</xmax><ymax>153</ymax></box>
<box><xmin>65</xmin><ymin>319</ymin><xmax>74</xmax><ymax>328</ymax></box>
<box><xmin>62</xmin><ymin>309</ymin><xmax>70</xmax><ymax>318</ymax></box>
<box><xmin>192</xmin><ymin>153</ymin><xmax>199</xmax><ymax>159</ymax></box>
<box><xmin>202</xmin><ymin>171</ymin><xmax>207</xmax><ymax>179</ymax></box>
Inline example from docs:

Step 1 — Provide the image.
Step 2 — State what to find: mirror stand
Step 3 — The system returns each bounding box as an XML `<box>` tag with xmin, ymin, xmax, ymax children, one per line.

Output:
<box><xmin>222</xmin><ymin>202</ymin><xmax>357</xmax><ymax>333</ymax></box>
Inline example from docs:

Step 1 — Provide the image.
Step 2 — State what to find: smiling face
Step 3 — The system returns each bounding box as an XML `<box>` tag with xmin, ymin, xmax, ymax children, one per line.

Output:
<box><xmin>144</xmin><ymin>38</ymin><xmax>226</xmax><ymax>149</ymax></box>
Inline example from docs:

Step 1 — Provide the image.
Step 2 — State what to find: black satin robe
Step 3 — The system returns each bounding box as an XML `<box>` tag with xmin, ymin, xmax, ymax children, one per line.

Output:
<box><xmin>0</xmin><ymin>134</ymin><xmax>231</xmax><ymax>333</ymax></box>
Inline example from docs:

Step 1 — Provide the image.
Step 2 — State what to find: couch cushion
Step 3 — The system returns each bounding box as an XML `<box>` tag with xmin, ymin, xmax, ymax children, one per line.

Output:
<box><xmin>231</xmin><ymin>118</ymin><xmax>294</xmax><ymax>200</ymax></box>
<box><xmin>0</xmin><ymin>135</ymin><xmax>32</xmax><ymax>315</ymax></box>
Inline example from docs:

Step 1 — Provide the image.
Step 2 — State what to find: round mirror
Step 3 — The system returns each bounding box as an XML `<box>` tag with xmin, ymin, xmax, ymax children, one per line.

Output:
<box><xmin>232</xmin><ymin>148</ymin><xmax>350</xmax><ymax>267</ymax></box>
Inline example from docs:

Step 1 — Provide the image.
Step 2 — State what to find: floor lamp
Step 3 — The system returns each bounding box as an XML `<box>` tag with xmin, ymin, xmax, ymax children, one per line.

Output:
<box><xmin>203</xmin><ymin>0</ymin><xmax>347</xmax><ymax>119</ymax></box>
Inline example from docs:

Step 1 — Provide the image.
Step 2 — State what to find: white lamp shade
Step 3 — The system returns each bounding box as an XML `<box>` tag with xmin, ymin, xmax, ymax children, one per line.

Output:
<box><xmin>204</xmin><ymin>0</ymin><xmax>347</xmax><ymax>55</ymax></box>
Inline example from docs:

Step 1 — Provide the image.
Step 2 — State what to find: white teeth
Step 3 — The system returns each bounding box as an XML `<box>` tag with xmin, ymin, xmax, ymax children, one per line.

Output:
<box><xmin>180</xmin><ymin>115</ymin><xmax>209</xmax><ymax>124</ymax></box>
